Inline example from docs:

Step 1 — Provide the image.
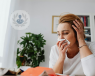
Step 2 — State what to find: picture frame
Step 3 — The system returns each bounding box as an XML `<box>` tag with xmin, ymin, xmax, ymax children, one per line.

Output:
<box><xmin>52</xmin><ymin>15</ymin><xmax>60</xmax><ymax>33</ymax></box>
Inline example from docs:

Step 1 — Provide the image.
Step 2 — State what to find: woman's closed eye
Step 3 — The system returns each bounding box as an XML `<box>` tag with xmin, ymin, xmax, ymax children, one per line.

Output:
<box><xmin>57</xmin><ymin>33</ymin><xmax>68</xmax><ymax>36</ymax></box>
<box><xmin>63</xmin><ymin>32</ymin><xmax>68</xmax><ymax>35</ymax></box>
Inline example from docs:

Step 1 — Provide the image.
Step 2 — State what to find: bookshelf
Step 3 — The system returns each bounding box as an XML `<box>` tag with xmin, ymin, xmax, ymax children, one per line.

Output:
<box><xmin>74</xmin><ymin>13</ymin><xmax>95</xmax><ymax>42</ymax></box>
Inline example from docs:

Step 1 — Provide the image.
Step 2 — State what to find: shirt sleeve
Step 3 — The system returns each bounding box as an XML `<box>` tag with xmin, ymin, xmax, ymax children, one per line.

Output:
<box><xmin>49</xmin><ymin>45</ymin><xmax>58</xmax><ymax>69</ymax></box>
<box><xmin>81</xmin><ymin>42</ymin><xmax>95</xmax><ymax>76</ymax></box>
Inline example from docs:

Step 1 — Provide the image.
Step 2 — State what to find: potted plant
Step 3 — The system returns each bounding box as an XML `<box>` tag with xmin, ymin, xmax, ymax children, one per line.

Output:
<box><xmin>16</xmin><ymin>32</ymin><xmax>46</xmax><ymax>68</ymax></box>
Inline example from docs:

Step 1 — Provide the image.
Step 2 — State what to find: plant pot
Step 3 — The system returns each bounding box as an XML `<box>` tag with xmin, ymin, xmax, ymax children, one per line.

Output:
<box><xmin>20</xmin><ymin>56</ymin><xmax>25</xmax><ymax>66</ymax></box>
<box><xmin>17</xmin><ymin>56</ymin><xmax>25</xmax><ymax>67</ymax></box>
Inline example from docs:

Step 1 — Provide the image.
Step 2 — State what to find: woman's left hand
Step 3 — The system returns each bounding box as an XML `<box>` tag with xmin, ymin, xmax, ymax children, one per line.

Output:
<box><xmin>72</xmin><ymin>19</ymin><xmax>85</xmax><ymax>43</ymax></box>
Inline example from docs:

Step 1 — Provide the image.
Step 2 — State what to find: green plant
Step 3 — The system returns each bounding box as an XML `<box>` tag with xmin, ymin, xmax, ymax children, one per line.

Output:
<box><xmin>16</xmin><ymin>32</ymin><xmax>46</xmax><ymax>68</ymax></box>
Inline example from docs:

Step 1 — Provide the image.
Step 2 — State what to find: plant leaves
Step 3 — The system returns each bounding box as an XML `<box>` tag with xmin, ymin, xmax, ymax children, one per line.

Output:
<box><xmin>16</xmin><ymin>32</ymin><xmax>46</xmax><ymax>67</ymax></box>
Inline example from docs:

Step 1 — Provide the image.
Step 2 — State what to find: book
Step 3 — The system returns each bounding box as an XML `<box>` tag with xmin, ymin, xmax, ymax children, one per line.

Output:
<box><xmin>84</xmin><ymin>16</ymin><xmax>86</xmax><ymax>27</ymax></box>
<box><xmin>85</xmin><ymin>37</ymin><xmax>91</xmax><ymax>42</ymax></box>
<box><xmin>80</xmin><ymin>16</ymin><xmax>83</xmax><ymax>22</ymax></box>
<box><xmin>84</xmin><ymin>29</ymin><xmax>90</xmax><ymax>35</ymax></box>
<box><xmin>86</xmin><ymin>16</ymin><xmax>88</xmax><ymax>27</ymax></box>
<box><xmin>87</xmin><ymin>17</ymin><xmax>90</xmax><ymax>27</ymax></box>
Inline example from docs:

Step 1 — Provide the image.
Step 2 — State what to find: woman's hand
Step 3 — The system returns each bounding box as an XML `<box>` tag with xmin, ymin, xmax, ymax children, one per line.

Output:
<box><xmin>57</xmin><ymin>40</ymin><xmax>69</xmax><ymax>62</ymax></box>
<box><xmin>72</xmin><ymin>19</ymin><xmax>85</xmax><ymax>45</ymax></box>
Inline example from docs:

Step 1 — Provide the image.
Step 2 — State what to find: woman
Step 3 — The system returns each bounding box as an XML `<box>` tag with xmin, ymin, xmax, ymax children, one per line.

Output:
<box><xmin>49</xmin><ymin>13</ymin><xmax>95</xmax><ymax>76</ymax></box>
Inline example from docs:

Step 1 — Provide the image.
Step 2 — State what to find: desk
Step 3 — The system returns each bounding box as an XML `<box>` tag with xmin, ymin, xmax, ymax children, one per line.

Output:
<box><xmin>4</xmin><ymin>75</ymin><xmax>85</xmax><ymax>76</ymax></box>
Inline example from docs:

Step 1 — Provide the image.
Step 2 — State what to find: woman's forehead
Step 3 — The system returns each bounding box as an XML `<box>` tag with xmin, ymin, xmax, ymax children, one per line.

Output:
<box><xmin>57</xmin><ymin>23</ymin><xmax>72</xmax><ymax>31</ymax></box>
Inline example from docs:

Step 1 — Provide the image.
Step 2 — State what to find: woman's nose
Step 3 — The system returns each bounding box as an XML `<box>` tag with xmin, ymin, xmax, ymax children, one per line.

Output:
<box><xmin>60</xmin><ymin>35</ymin><xmax>64</xmax><ymax>39</ymax></box>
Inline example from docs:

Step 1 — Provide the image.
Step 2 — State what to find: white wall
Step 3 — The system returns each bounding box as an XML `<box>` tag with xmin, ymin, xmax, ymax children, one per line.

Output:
<box><xmin>14</xmin><ymin>0</ymin><xmax>95</xmax><ymax>67</ymax></box>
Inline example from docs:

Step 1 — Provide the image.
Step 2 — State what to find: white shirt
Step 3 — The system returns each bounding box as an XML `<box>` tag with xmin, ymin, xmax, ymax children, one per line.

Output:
<box><xmin>49</xmin><ymin>42</ymin><xmax>95</xmax><ymax>76</ymax></box>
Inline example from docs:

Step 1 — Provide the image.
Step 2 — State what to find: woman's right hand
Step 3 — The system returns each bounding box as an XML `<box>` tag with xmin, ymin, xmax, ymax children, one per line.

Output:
<box><xmin>57</xmin><ymin>40</ymin><xmax>69</xmax><ymax>62</ymax></box>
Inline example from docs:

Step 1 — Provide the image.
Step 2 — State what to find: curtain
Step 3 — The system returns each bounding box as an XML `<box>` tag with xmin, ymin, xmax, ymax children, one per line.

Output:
<box><xmin>0</xmin><ymin>0</ymin><xmax>18</xmax><ymax>69</ymax></box>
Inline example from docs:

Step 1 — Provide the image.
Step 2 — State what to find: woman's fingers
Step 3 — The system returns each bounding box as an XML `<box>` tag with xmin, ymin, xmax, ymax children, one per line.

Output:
<box><xmin>57</xmin><ymin>40</ymin><xmax>69</xmax><ymax>54</ymax></box>
<box><xmin>62</xmin><ymin>44</ymin><xmax>69</xmax><ymax>53</ymax></box>
<box><xmin>72</xmin><ymin>25</ymin><xmax>79</xmax><ymax>33</ymax></box>
<box><xmin>73</xmin><ymin>20</ymin><xmax>81</xmax><ymax>30</ymax></box>
<box><xmin>64</xmin><ymin>44</ymin><xmax>69</xmax><ymax>51</ymax></box>
<box><xmin>57</xmin><ymin>40</ymin><xmax>65</xmax><ymax>48</ymax></box>
<box><xmin>56</xmin><ymin>41</ymin><xmax>60</xmax><ymax>47</ymax></box>
<box><xmin>59</xmin><ymin>40</ymin><xmax>65</xmax><ymax>47</ymax></box>
<box><xmin>75</xmin><ymin>19</ymin><xmax>81</xmax><ymax>26</ymax></box>
<box><xmin>72</xmin><ymin>19</ymin><xmax>84</xmax><ymax>41</ymax></box>
<box><xmin>75</xmin><ymin>19</ymin><xmax>83</xmax><ymax>28</ymax></box>
<box><xmin>60</xmin><ymin>42</ymin><xmax>67</xmax><ymax>50</ymax></box>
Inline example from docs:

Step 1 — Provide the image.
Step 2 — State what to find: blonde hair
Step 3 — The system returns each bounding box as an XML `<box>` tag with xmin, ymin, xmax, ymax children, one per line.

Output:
<box><xmin>58</xmin><ymin>13</ymin><xmax>86</xmax><ymax>39</ymax></box>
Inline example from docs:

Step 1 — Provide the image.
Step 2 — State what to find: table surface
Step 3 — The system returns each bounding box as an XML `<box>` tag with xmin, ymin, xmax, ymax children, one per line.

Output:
<box><xmin>4</xmin><ymin>75</ymin><xmax>85</xmax><ymax>76</ymax></box>
<box><xmin>4</xmin><ymin>75</ymin><xmax>69</xmax><ymax>76</ymax></box>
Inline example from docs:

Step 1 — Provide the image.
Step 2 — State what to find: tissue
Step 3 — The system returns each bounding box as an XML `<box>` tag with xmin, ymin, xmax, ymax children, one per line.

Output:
<box><xmin>57</xmin><ymin>38</ymin><xmax>70</xmax><ymax>53</ymax></box>
<box><xmin>57</xmin><ymin>38</ymin><xmax>70</xmax><ymax>44</ymax></box>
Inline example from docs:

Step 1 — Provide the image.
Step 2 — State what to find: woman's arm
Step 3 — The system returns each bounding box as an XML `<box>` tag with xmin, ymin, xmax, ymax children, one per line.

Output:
<box><xmin>79</xmin><ymin>40</ymin><xmax>92</xmax><ymax>59</ymax></box>
<box><xmin>53</xmin><ymin>40</ymin><xmax>69</xmax><ymax>74</ymax></box>
<box><xmin>72</xmin><ymin>19</ymin><xmax>92</xmax><ymax>58</ymax></box>
<box><xmin>81</xmin><ymin>54</ymin><xmax>95</xmax><ymax>75</ymax></box>
<box><xmin>79</xmin><ymin>40</ymin><xmax>95</xmax><ymax>75</ymax></box>
<box><xmin>49</xmin><ymin>40</ymin><xmax>69</xmax><ymax>74</ymax></box>
<box><xmin>53</xmin><ymin>59</ymin><xmax>64</xmax><ymax>74</ymax></box>
<box><xmin>72</xmin><ymin>19</ymin><xmax>95</xmax><ymax>75</ymax></box>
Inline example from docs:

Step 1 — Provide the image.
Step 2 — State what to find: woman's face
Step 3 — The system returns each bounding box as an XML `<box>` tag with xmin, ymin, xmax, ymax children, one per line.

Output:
<box><xmin>57</xmin><ymin>23</ymin><xmax>77</xmax><ymax>47</ymax></box>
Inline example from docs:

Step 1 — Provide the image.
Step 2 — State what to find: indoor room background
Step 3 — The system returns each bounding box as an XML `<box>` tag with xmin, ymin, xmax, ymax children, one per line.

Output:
<box><xmin>12</xmin><ymin>0</ymin><xmax>95</xmax><ymax>67</ymax></box>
